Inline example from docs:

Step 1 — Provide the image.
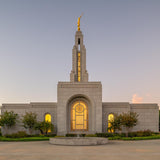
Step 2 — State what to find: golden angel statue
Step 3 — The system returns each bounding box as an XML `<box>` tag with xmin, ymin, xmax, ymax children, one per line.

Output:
<box><xmin>77</xmin><ymin>13</ymin><xmax>83</xmax><ymax>31</ymax></box>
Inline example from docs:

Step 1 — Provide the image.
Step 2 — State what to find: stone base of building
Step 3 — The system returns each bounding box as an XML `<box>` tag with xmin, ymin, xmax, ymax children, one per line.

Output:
<box><xmin>1</xmin><ymin>101</ymin><xmax>159</xmax><ymax>136</ymax></box>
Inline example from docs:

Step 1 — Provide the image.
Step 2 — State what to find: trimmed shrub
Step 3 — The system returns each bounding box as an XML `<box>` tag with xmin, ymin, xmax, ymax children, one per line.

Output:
<box><xmin>5</xmin><ymin>131</ymin><xmax>28</xmax><ymax>138</ymax></box>
<box><xmin>85</xmin><ymin>134</ymin><xmax>97</xmax><ymax>137</ymax></box>
<box><xmin>0</xmin><ymin>128</ymin><xmax>2</xmax><ymax>136</ymax></box>
<box><xmin>80</xmin><ymin>134</ymin><xmax>86</xmax><ymax>137</ymax></box>
<box><xmin>66</xmin><ymin>134</ymin><xmax>77</xmax><ymax>137</ymax></box>
<box><xmin>65</xmin><ymin>134</ymin><xmax>85</xmax><ymax>137</ymax></box>
<box><xmin>54</xmin><ymin>136</ymin><xmax>65</xmax><ymax>138</ymax></box>
<box><xmin>45</xmin><ymin>134</ymin><xmax>56</xmax><ymax>137</ymax></box>
<box><xmin>96</xmin><ymin>133</ymin><xmax>115</xmax><ymax>137</ymax></box>
<box><xmin>128</xmin><ymin>130</ymin><xmax>153</xmax><ymax>137</ymax></box>
<box><xmin>128</xmin><ymin>132</ymin><xmax>137</xmax><ymax>137</ymax></box>
<box><xmin>141</xmin><ymin>130</ymin><xmax>153</xmax><ymax>136</ymax></box>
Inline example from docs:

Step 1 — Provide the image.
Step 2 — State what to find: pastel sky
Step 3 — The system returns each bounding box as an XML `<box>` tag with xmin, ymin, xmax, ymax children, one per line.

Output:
<box><xmin>0</xmin><ymin>0</ymin><xmax>160</xmax><ymax>107</ymax></box>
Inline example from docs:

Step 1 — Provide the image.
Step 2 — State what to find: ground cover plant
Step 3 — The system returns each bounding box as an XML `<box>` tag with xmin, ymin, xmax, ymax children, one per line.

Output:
<box><xmin>0</xmin><ymin>131</ymin><xmax>160</xmax><ymax>141</ymax></box>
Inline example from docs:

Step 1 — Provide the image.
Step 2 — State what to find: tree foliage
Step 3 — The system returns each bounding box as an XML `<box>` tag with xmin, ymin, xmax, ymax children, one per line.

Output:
<box><xmin>121</xmin><ymin>112</ymin><xmax>138</xmax><ymax>137</ymax></box>
<box><xmin>159</xmin><ymin>110</ymin><xmax>160</xmax><ymax>131</ymax></box>
<box><xmin>107</xmin><ymin>112</ymin><xmax>138</xmax><ymax>137</ymax></box>
<box><xmin>34</xmin><ymin>121</ymin><xmax>54</xmax><ymax>135</ymax></box>
<box><xmin>108</xmin><ymin>114</ymin><xmax>122</xmax><ymax>133</ymax></box>
<box><xmin>0</xmin><ymin>111</ymin><xmax>18</xmax><ymax>128</ymax></box>
<box><xmin>22</xmin><ymin>112</ymin><xmax>37</xmax><ymax>134</ymax></box>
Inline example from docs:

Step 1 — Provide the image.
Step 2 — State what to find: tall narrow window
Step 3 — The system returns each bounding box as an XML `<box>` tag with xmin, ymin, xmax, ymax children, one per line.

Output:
<box><xmin>108</xmin><ymin>114</ymin><xmax>114</xmax><ymax>133</ymax></box>
<box><xmin>78</xmin><ymin>38</ymin><xmax>80</xmax><ymax>50</ymax></box>
<box><xmin>71</xmin><ymin>101</ymin><xmax>88</xmax><ymax>131</ymax></box>
<box><xmin>78</xmin><ymin>52</ymin><xmax>81</xmax><ymax>82</ymax></box>
<box><xmin>45</xmin><ymin>113</ymin><xmax>51</xmax><ymax>132</ymax></box>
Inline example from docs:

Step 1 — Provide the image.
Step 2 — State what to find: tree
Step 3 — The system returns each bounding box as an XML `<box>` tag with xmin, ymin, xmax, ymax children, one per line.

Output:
<box><xmin>121</xmin><ymin>112</ymin><xmax>138</xmax><ymax>137</ymax></box>
<box><xmin>22</xmin><ymin>112</ymin><xmax>37</xmax><ymax>134</ymax></box>
<box><xmin>0</xmin><ymin>111</ymin><xmax>18</xmax><ymax>128</ymax></box>
<box><xmin>159</xmin><ymin>110</ymin><xmax>160</xmax><ymax>131</ymax></box>
<box><xmin>108</xmin><ymin>114</ymin><xmax>122</xmax><ymax>133</ymax></box>
<box><xmin>34</xmin><ymin>121</ymin><xmax>54</xmax><ymax>135</ymax></box>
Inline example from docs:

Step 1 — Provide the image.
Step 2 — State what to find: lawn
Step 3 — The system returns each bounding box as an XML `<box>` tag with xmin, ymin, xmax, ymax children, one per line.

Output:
<box><xmin>0</xmin><ymin>136</ymin><xmax>50</xmax><ymax>141</ymax></box>
<box><xmin>108</xmin><ymin>134</ymin><xmax>160</xmax><ymax>140</ymax></box>
<box><xmin>1</xmin><ymin>134</ymin><xmax>160</xmax><ymax>141</ymax></box>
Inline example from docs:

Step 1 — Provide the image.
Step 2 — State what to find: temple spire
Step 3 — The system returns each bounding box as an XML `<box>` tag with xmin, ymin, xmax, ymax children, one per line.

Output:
<box><xmin>70</xmin><ymin>16</ymin><xmax>88</xmax><ymax>82</ymax></box>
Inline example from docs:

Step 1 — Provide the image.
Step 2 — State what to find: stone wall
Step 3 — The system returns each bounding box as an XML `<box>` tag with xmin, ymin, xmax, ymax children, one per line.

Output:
<box><xmin>1</xmin><ymin>102</ymin><xmax>57</xmax><ymax>135</ymax></box>
<box><xmin>130</xmin><ymin>104</ymin><xmax>159</xmax><ymax>132</ymax></box>
<box><xmin>57</xmin><ymin>82</ymin><xmax>102</xmax><ymax>135</ymax></box>
<box><xmin>102</xmin><ymin>102</ymin><xmax>159</xmax><ymax>133</ymax></box>
<box><xmin>1</xmin><ymin>101</ymin><xmax>159</xmax><ymax>135</ymax></box>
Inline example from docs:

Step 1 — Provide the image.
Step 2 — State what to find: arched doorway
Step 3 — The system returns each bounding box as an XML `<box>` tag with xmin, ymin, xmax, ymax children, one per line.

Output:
<box><xmin>71</xmin><ymin>101</ymin><xmax>88</xmax><ymax>131</ymax></box>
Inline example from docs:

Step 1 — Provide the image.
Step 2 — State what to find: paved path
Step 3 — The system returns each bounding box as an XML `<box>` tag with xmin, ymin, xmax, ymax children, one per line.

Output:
<box><xmin>0</xmin><ymin>140</ymin><xmax>160</xmax><ymax>160</ymax></box>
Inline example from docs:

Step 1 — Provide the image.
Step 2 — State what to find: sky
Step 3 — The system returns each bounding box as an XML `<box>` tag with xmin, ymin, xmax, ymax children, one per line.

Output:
<box><xmin>0</xmin><ymin>0</ymin><xmax>160</xmax><ymax>107</ymax></box>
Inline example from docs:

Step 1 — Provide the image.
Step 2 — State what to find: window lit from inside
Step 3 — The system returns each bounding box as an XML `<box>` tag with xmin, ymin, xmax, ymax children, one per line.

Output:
<box><xmin>71</xmin><ymin>101</ymin><xmax>88</xmax><ymax>131</ymax></box>
<box><xmin>78</xmin><ymin>52</ymin><xmax>81</xmax><ymax>82</ymax></box>
<box><xmin>108</xmin><ymin>114</ymin><xmax>114</xmax><ymax>133</ymax></box>
<box><xmin>45</xmin><ymin>113</ymin><xmax>51</xmax><ymax>132</ymax></box>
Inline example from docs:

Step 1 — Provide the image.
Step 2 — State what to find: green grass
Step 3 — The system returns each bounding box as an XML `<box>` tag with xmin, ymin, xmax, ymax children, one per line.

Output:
<box><xmin>108</xmin><ymin>135</ymin><xmax>160</xmax><ymax>140</ymax></box>
<box><xmin>1</xmin><ymin>134</ymin><xmax>160</xmax><ymax>142</ymax></box>
<box><xmin>0</xmin><ymin>136</ymin><xmax>50</xmax><ymax>142</ymax></box>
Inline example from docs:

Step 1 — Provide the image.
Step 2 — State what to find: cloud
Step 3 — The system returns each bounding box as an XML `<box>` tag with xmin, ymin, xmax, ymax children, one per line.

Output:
<box><xmin>132</xmin><ymin>94</ymin><xmax>143</xmax><ymax>103</ymax></box>
<box><xmin>145</xmin><ymin>93</ymin><xmax>151</xmax><ymax>97</ymax></box>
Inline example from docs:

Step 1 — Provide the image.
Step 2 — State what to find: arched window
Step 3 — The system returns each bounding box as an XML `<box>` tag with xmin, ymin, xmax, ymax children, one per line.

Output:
<box><xmin>45</xmin><ymin>113</ymin><xmax>51</xmax><ymax>122</ymax></box>
<box><xmin>45</xmin><ymin>113</ymin><xmax>51</xmax><ymax>132</ymax></box>
<box><xmin>71</xmin><ymin>101</ymin><xmax>88</xmax><ymax>131</ymax></box>
<box><xmin>108</xmin><ymin>114</ymin><xmax>114</xmax><ymax>133</ymax></box>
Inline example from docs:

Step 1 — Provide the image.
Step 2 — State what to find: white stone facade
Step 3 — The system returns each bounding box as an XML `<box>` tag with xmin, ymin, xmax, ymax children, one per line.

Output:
<box><xmin>1</xmin><ymin>29</ymin><xmax>159</xmax><ymax>135</ymax></box>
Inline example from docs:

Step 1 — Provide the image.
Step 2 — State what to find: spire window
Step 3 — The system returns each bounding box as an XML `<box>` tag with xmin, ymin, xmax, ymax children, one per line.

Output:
<box><xmin>78</xmin><ymin>52</ymin><xmax>81</xmax><ymax>82</ymax></box>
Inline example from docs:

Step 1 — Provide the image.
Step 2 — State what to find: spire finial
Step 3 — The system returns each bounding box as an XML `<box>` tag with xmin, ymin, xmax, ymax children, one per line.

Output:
<box><xmin>77</xmin><ymin>13</ymin><xmax>83</xmax><ymax>31</ymax></box>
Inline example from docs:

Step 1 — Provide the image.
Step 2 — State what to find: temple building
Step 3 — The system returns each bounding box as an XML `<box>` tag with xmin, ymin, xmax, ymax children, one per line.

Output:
<box><xmin>1</xmin><ymin>17</ymin><xmax>159</xmax><ymax>135</ymax></box>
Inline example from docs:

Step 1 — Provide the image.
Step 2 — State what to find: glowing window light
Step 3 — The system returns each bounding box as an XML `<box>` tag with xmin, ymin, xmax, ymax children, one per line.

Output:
<box><xmin>108</xmin><ymin>114</ymin><xmax>114</xmax><ymax>133</ymax></box>
<box><xmin>71</xmin><ymin>101</ymin><xmax>88</xmax><ymax>131</ymax></box>
<box><xmin>45</xmin><ymin>113</ymin><xmax>51</xmax><ymax>132</ymax></box>
<box><xmin>78</xmin><ymin>52</ymin><xmax>81</xmax><ymax>82</ymax></box>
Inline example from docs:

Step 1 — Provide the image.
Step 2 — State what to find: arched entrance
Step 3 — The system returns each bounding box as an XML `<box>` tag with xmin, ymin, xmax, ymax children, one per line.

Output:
<box><xmin>70</xmin><ymin>101</ymin><xmax>88</xmax><ymax>131</ymax></box>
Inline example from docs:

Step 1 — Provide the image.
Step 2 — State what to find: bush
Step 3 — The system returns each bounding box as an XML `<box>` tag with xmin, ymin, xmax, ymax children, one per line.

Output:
<box><xmin>5</xmin><ymin>131</ymin><xmax>28</xmax><ymax>138</ymax></box>
<box><xmin>96</xmin><ymin>133</ymin><xmax>115</xmax><ymax>137</ymax></box>
<box><xmin>85</xmin><ymin>134</ymin><xmax>97</xmax><ymax>137</ymax></box>
<box><xmin>45</xmin><ymin>134</ymin><xmax>56</xmax><ymax>137</ymax></box>
<box><xmin>34</xmin><ymin>121</ymin><xmax>54</xmax><ymax>135</ymax></box>
<box><xmin>0</xmin><ymin>128</ymin><xmax>2</xmax><ymax>136</ymax></box>
<box><xmin>65</xmin><ymin>134</ymin><xmax>85</xmax><ymax>137</ymax></box>
<box><xmin>118</xmin><ymin>133</ymin><xmax>126</xmax><ymax>137</ymax></box>
<box><xmin>142</xmin><ymin>130</ymin><xmax>153</xmax><ymax>136</ymax></box>
<box><xmin>128</xmin><ymin>130</ymin><xmax>153</xmax><ymax>137</ymax></box>
<box><xmin>54</xmin><ymin>136</ymin><xmax>65</xmax><ymax>138</ymax></box>
<box><xmin>65</xmin><ymin>134</ymin><xmax>77</xmax><ymax>137</ymax></box>
<box><xmin>128</xmin><ymin>132</ymin><xmax>137</xmax><ymax>137</ymax></box>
